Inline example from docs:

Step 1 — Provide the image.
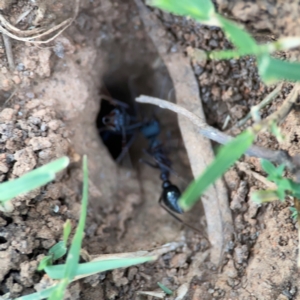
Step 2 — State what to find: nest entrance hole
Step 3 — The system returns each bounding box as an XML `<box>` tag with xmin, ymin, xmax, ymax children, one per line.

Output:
<box><xmin>96</xmin><ymin>62</ymin><xmax>174</xmax><ymax>165</ymax></box>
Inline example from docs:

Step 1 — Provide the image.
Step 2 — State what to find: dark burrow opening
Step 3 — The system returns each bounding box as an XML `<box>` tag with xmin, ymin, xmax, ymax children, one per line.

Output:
<box><xmin>96</xmin><ymin>75</ymin><xmax>137</xmax><ymax>162</ymax></box>
<box><xmin>96</xmin><ymin>62</ymin><xmax>175</xmax><ymax>166</ymax></box>
<box><xmin>94</xmin><ymin>63</ymin><xmax>204</xmax><ymax>231</ymax></box>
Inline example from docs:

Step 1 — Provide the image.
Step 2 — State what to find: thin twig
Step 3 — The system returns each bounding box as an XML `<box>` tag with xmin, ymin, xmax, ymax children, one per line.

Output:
<box><xmin>136</xmin><ymin>95</ymin><xmax>296</xmax><ymax>170</ymax></box>
<box><xmin>236</xmin><ymin>162</ymin><xmax>277</xmax><ymax>189</ymax></box>
<box><xmin>0</xmin><ymin>0</ymin><xmax>80</xmax><ymax>44</ymax></box>
<box><xmin>265</xmin><ymin>83</ymin><xmax>300</xmax><ymax>125</ymax></box>
<box><xmin>0</xmin><ymin>18</ymin><xmax>72</xmax><ymax>43</ymax></box>
<box><xmin>0</xmin><ymin>14</ymin><xmax>44</xmax><ymax>36</ymax></box>
<box><xmin>15</xmin><ymin>7</ymin><xmax>34</xmax><ymax>25</ymax></box>
<box><xmin>294</xmin><ymin>197</ymin><xmax>300</xmax><ymax>267</ymax></box>
<box><xmin>3</xmin><ymin>88</ymin><xmax>17</xmax><ymax>107</ymax></box>
<box><xmin>235</xmin><ymin>83</ymin><xmax>283</xmax><ymax>128</ymax></box>
<box><xmin>2</xmin><ymin>33</ymin><xmax>14</xmax><ymax>70</ymax></box>
<box><xmin>222</xmin><ymin>114</ymin><xmax>231</xmax><ymax>130</ymax></box>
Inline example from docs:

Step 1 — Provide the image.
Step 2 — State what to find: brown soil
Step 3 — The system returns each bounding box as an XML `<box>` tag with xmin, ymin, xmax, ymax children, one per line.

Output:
<box><xmin>0</xmin><ymin>0</ymin><xmax>300</xmax><ymax>299</ymax></box>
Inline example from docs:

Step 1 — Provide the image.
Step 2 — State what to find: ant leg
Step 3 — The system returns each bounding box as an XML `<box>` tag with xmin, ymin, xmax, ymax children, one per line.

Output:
<box><xmin>121</xmin><ymin>124</ymin><xmax>127</xmax><ymax>148</ymax></box>
<box><xmin>125</xmin><ymin>122</ymin><xmax>144</xmax><ymax>131</ymax></box>
<box><xmin>115</xmin><ymin>126</ymin><xmax>128</xmax><ymax>164</ymax></box>
<box><xmin>139</xmin><ymin>158</ymin><xmax>159</xmax><ymax>169</ymax></box>
<box><xmin>100</xmin><ymin>94</ymin><xmax>130</xmax><ymax>109</ymax></box>
<box><xmin>143</xmin><ymin>149</ymin><xmax>179</xmax><ymax>178</ymax></box>
<box><xmin>116</xmin><ymin>133</ymin><xmax>136</xmax><ymax>164</ymax></box>
<box><xmin>158</xmin><ymin>196</ymin><xmax>205</xmax><ymax>235</ymax></box>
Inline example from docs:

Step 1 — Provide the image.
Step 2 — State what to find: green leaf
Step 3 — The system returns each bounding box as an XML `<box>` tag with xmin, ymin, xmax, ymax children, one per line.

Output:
<box><xmin>251</xmin><ymin>189</ymin><xmax>280</xmax><ymax>203</ymax></box>
<box><xmin>289</xmin><ymin>181</ymin><xmax>300</xmax><ymax>197</ymax></box>
<box><xmin>270</xmin><ymin>122</ymin><xmax>284</xmax><ymax>143</ymax></box>
<box><xmin>179</xmin><ymin>130</ymin><xmax>255</xmax><ymax>211</ymax></box>
<box><xmin>49</xmin><ymin>241</ymin><xmax>67</xmax><ymax>261</ymax></box>
<box><xmin>0</xmin><ymin>156</ymin><xmax>69</xmax><ymax>203</ymax></box>
<box><xmin>290</xmin><ymin>207</ymin><xmax>298</xmax><ymax>221</ymax></box>
<box><xmin>15</xmin><ymin>285</ymin><xmax>57</xmax><ymax>300</ymax></box>
<box><xmin>258</xmin><ymin>54</ymin><xmax>300</xmax><ymax>84</ymax></box>
<box><xmin>260</xmin><ymin>159</ymin><xmax>277</xmax><ymax>175</ymax></box>
<box><xmin>157</xmin><ymin>282</ymin><xmax>173</xmax><ymax>295</ymax></box>
<box><xmin>63</xmin><ymin>220</ymin><xmax>72</xmax><ymax>246</ymax></box>
<box><xmin>45</xmin><ymin>256</ymin><xmax>156</xmax><ymax>279</ymax></box>
<box><xmin>38</xmin><ymin>235</ymin><xmax>67</xmax><ymax>272</ymax></box>
<box><xmin>209</xmin><ymin>37</ymin><xmax>300</xmax><ymax>60</ymax></box>
<box><xmin>216</xmin><ymin>15</ymin><xmax>257</xmax><ymax>52</ymax></box>
<box><xmin>274</xmin><ymin>165</ymin><xmax>285</xmax><ymax>178</ymax></box>
<box><xmin>48</xmin><ymin>280</ymin><xmax>67</xmax><ymax>300</ymax></box>
<box><xmin>37</xmin><ymin>256</ymin><xmax>52</xmax><ymax>271</ymax></box>
<box><xmin>277</xmin><ymin>178</ymin><xmax>292</xmax><ymax>190</ymax></box>
<box><xmin>48</xmin><ymin>156</ymin><xmax>89</xmax><ymax>300</ymax></box>
<box><xmin>148</xmin><ymin>0</ymin><xmax>218</xmax><ymax>25</ymax></box>
<box><xmin>64</xmin><ymin>156</ymin><xmax>88</xmax><ymax>278</ymax></box>
<box><xmin>276</xmin><ymin>186</ymin><xmax>286</xmax><ymax>201</ymax></box>
<box><xmin>266</xmin><ymin>164</ymin><xmax>285</xmax><ymax>183</ymax></box>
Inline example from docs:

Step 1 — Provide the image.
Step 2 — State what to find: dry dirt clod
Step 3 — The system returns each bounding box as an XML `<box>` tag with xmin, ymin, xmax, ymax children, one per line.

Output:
<box><xmin>234</xmin><ymin>244</ymin><xmax>250</xmax><ymax>265</ymax></box>
<box><xmin>230</xmin><ymin>181</ymin><xmax>248</xmax><ymax>212</ymax></box>
<box><xmin>112</xmin><ymin>269</ymin><xmax>129</xmax><ymax>287</ymax></box>
<box><xmin>0</xmin><ymin>108</ymin><xmax>15</xmax><ymax>122</ymax></box>
<box><xmin>12</xmin><ymin>147</ymin><xmax>37</xmax><ymax>177</ymax></box>
<box><xmin>223</xmin><ymin>259</ymin><xmax>238</xmax><ymax>279</ymax></box>
<box><xmin>27</xmin><ymin>136</ymin><xmax>52</xmax><ymax>151</ymax></box>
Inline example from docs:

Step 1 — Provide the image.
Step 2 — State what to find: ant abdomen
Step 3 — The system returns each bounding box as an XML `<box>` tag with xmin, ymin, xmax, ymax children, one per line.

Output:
<box><xmin>162</xmin><ymin>181</ymin><xmax>183</xmax><ymax>214</ymax></box>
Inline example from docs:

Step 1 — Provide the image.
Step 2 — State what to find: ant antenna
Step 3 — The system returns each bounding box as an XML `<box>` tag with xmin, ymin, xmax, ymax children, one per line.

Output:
<box><xmin>158</xmin><ymin>193</ymin><xmax>209</xmax><ymax>240</ymax></box>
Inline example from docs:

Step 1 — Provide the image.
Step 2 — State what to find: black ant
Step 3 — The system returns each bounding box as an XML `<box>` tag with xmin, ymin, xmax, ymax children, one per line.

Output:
<box><xmin>140</xmin><ymin>119</ymin><xmax>183</xmax><ymax>213</ymax></box>
<box><xmin>99</xmin><ymin>97</ymin><xmax>202</xmax><ymax>233</ymax></box>
<box><xmin>140</xmin><ymin>119</ymin><xmax>203</xmax><ymax>233</ymax></box>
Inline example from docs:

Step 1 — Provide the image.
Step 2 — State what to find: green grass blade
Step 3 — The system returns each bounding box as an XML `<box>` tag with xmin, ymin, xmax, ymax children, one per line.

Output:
<box><xmin>251</xmin><ymin>189</ymin><xmax>280</xmax><ymax>203</ymax></box>
<box><xmin>48</xmin><ymin>155</ymin><xmax>88</xmax><ymax>300</ymax></box>
<box><xmin>45</xmin><ymin>256</ymin><xmax>156</xmax><ymax>279</ymax></box>
<box><xmin>47</xmin><ymin>280</ymin><xmax>68</xmax><ymax>300</ymax></box>
<box><xmin>37</xmin><ymin>256</ymin><xmax>52</xmax><ymax>271</ymax></box>
<box><xmin>63</xmin><ymin>219</ymin><xmax>72</xmax><ymax>246</ymax></box>
<box><xmin>148</xmin><ymin>0</ymin><xmax>218</xmax><ymax>25</ymax></box>
<box><xmin>157</xmin><ymin>282</ymin><xmax>173</xmax><ymax>295</ymax></box>
<box><xmin>0</xmin><ymin>156</ymin><xmax>69</xmax><ymax>203</ymax></box>
<box><xmin>49</xmin><ymin>241</ymin><xmax>67</xmax><ymax>261</ymax></box>
<box><xmin>217</xmin><ymin>15</ymin><xmax>257</xmax><ymax>52</ymax></box>
<box><xmin>258</xmin><ymin>54</ymin><xmax>300</xmax><ymax>84</ymax></box>
<box><xmin>179</xmin><ymin>130</ymin><xmax>255</xmax><ymax>211</ymax></box>
<box><xmin>209</xmin><ymin>49</ymin><xmax>249</xmax><ymax>60</ymax></box>
<box><xmin>260</xmin><ymin>159</ymin><xmax>277</xmax><ymax>175</ymax></box>
<box><xmin>15</xmin><ymin>285</ymin><xmax>57</xmax><ymax>300</ymax></box>
<box><xmin>38</xmin><ymin>238</ymin><xmax>67</xmax><ymax>271</ymax></box>
<box><xmin>210</xmin><ymin>37</ymin><xmax>300</xmax><ymax>60</ymax></box>
<box><xmin>64</xmin><ymin>155</ymin><xmax>88</xmax><ymax>278</ymax></box>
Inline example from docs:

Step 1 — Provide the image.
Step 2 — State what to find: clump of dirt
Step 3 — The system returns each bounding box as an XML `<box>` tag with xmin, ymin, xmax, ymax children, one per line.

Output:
<box><xmin>0</xmin><ymin>99</ymin><xmax>74</xmax><ymax>297</ymax></box>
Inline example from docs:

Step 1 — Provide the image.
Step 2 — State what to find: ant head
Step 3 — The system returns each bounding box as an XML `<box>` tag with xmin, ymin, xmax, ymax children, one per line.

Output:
<box><xmin>102</xmin><ymin>109</ymin><xmax>120</xmax><ymax>131</ymax></box>
<box><xmin>161</xmin><ymin>182</ymin><xmax>183</xmax><ymax>214</ymax></box>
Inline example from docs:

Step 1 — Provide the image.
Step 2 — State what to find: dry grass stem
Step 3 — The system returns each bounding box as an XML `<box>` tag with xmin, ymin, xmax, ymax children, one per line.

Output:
<box><xmin>136</xmin><ymin>95</ymin><xmax>298</xmax><ymax>170</ymax></box>
<box><xmin>0</xmin><ymin>0</ymin><xmax>80</xmax><ymax>44</ymax></box>
<box><xmin>2</xmin><ymin>33</ymin><xmax>14</xmax><ymax>70</ymax></box>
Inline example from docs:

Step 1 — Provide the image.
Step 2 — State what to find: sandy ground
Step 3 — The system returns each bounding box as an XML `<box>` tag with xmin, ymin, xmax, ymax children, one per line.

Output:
<box><xmin>0</xmin><ymin>0</ymin><xmax>300</xmax><ymax>299</ymax></box>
